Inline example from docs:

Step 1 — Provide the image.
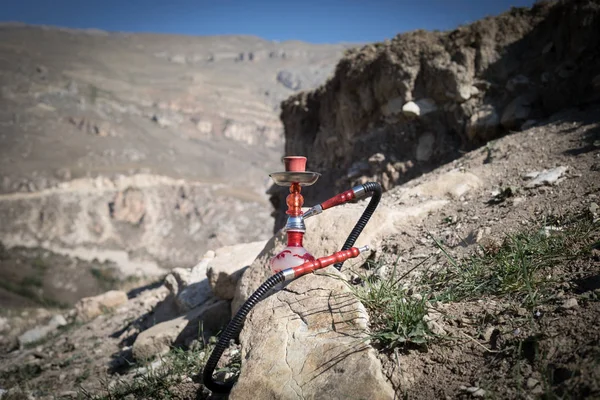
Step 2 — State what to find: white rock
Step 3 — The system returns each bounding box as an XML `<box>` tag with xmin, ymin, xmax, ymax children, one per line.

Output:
<box><xmin>401</xmin><ymin>98</ymin><xmax>437</xmax><ymax>117</ymax></box>
<box><xmin>525</xmin><ymin>166</ymin><xmax>568</xmax><ymax>188</ymax></box>
<box><xmin>48</xmin><ymin>315</ymin><xmax>67</xmax><ymax>328</ymax></box>
<box><xmin>402</xmin><ymin>101</ymin><xmax>421</xmax><ymax>117</ymax></box>
<box><xmin>562</xmin><ymin>298</ymin><xmax>578</xmax><ymax>309</ymax></box>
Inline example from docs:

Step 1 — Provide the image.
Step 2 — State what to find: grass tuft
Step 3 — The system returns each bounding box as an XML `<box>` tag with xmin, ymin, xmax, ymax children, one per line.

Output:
<box><xmin>349</xmin><ymin>257</ymin><xmax>435</xmax><ymax>350</ymax></box>
<box><xmin>425</xmin><ymin>212</ymin><xmax>599</xmax><ymax>308</ymax></box>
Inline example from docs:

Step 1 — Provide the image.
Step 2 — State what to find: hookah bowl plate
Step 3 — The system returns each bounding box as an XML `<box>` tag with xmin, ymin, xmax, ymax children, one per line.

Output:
<box><xmin>269</xmin><ymin>171</ymin><xmax>321</xmax><ymax>186</ymax></box>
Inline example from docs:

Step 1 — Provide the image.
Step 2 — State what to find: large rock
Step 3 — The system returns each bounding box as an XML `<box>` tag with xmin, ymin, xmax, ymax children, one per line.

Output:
<box><xmin>164</xmin><ymin>252</ymin><xmax>215</xmax><ymax>312</ymax></box>
<box><xmin>206</xmin><ymin>240</ymin><xmax>267</xmax><ymax>300</ymax></box>
<box><xmin>75</xmin><ymin>290</ymin><xmax>128</xmax><ymax>322</ymax></box>
<box><xmin>229</xmin><ymin>268</ymin><xmax>394</xmax><ymax>400</ymax></box>
<box><xmin>132</xmin><ymin>299</ymin><xmax>229</xmax><ymax>360</ymax></box>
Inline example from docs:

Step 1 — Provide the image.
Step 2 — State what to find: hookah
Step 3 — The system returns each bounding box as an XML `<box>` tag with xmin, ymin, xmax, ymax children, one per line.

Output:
<box><xmin>203</xmin><ymin>156</ymin><xmax>382</xmax><ymax>394</ymax></box>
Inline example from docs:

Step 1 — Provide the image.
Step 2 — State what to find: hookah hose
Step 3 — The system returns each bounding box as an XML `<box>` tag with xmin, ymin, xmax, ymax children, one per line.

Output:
<box><xmin>202</xmin><ymin>182</ymin><xmax>382</xmax><ymax>394</ymax></box>
<box><xmin>334</xmin><ymin>181</ymin><xmax>382</xmax><ymax>270</ymax></box>
<box><xmin>203</xmin><ymin>272</ymin><xmax>286</xmax><ymax>393</ymax></box>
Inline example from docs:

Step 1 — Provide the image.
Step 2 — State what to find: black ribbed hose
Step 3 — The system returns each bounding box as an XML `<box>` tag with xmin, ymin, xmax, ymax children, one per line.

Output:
<box><xmin>334</xmin><ymin>181</ymin><xmax>382</xmax><ymax>271</ymax></box>
<box><xmin>202</xmin><ymin>271</ymin><xmax>286</xmax><ymax>393</ymax></box>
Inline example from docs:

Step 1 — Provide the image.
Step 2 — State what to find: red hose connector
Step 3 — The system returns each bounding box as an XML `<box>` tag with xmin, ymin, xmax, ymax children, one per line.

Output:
<box><xmin>320</xmin><ymin>188</ymin><xmax>356</xmax><ymax>210</ymax></box>
<box><xmin>289</xmin><ymin>246</ymin><xmax>369</xmax><ymax>278</ymax></box>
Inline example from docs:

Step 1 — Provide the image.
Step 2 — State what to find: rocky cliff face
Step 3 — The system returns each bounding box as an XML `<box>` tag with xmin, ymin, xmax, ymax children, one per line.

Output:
<box><xmin>276</xmin><ymin>0</ymin><xmax>600</xmax><ymax>228</ymax></box>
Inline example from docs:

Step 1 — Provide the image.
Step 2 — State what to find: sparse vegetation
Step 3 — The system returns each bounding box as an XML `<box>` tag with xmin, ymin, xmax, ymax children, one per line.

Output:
<box><xmin>425</xmin><ymin>211</ymin><xmax>599</xmax><ymax>309</ymax></box>
<box><xmin>349</xmin><ymin>257</ymin><xmax>435</xmax><ymax>350</ymax></box>
<box><xmin>351</xmin><ymin>210</ymin><xmax>599</xmax><ymax>357</ymax></box>
<box><xmin>84</xmin><ymin>335</ymin><xmax>240</xmax><ymax>400</ymax></box>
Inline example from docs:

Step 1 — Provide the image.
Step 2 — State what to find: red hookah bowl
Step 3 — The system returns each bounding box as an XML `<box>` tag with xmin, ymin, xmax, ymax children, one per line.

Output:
<box><xmin>284</xmin><ymin>156</ymin><xmax>307</xmax><ymax>172</ymax></box>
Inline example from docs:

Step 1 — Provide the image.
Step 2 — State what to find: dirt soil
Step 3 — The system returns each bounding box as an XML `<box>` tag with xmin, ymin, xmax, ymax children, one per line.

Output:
<box><xmin>368</xmin><ymin>105</ymin><xmax>600</xmax><ymax>399</ymax></box>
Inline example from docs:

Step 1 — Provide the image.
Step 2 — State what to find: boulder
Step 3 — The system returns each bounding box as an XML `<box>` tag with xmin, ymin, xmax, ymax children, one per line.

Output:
<box><xmin>164</xmin><ymin>251</ymin><xmax>215</xmax><ymax>312</ymax></box>
<box><xmin>132</xmin><ymin>299</ymin><xmax>229</xmax><ymax>360</ymax></box>
<box><xmin>75</xmin><ymin>290</ymin><xmax>128</xmax><ymax>322</ymax></box>
<box><xmin>206</xmin><ymin>240</ymin><xmax>267</xmax><ymax>300</ymax></box>
<box><xmin>387</xmin><ymin>98</ymin><xmax>437</xmax><ymax>118</ymax></box>
<box><xmin>229</xmin><ymin>268</ymin><xmax>394</xmax><ymax>400</ymax></box>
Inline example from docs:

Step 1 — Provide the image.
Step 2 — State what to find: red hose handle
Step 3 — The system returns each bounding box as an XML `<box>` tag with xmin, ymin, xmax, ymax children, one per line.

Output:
<box><xmin>291</xmin><ymin>246</ymin><xmax>366</xmax><ymax>278</ymax></box>
<box><xmin>320</xmin><ymin>189</ymin><xmax>356</xmax><ymax>210</ymax></box>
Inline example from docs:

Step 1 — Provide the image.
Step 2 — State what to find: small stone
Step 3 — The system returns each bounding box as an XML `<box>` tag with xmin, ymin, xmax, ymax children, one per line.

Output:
<box><xmin>482</xmin><ymin>326</ymin><xmax>498</xmax><ymax>342</ymax></box>
<box><xmin>402</xmin><ymin>101</ymin><xmax>421</xmax><ymax>117</ymax></box>
<box><xmin>75</xmin><ymin>290</ymin><xmax>128</xmax><ymax>321</ymax></box>
<box><xmin>562</xmin><ymin>298</ymin><xmax>578</xmax><ymax>309</ymax></box>
<box><xmin>525</xmin><ymin>166</ymin><xmax>568</xmax><ymax>188</ymax></box>
<box><xmin>416</xmin><ymin>132</ymin><xmax>435</xmax><ymax>162</ymax></box>
<box><xmin>465</xmin><ymin>387</ymin><xmax>486</xmax><ymax>397</ymax></box>
<box><xmin>49</xmin><ymin>315</ymin><xmax>67</xmax><ymax>328</ymax></box>
<box><xmin>527</xmin><ymin>377</ymin><xmax>540</xmax><ymax>389</ymax></box>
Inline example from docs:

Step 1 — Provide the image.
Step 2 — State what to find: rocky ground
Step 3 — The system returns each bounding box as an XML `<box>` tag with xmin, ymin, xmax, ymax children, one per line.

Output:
<box><xmin>1</xmin><ymin>1</ymin><xmax>599</xmax><ymax>399</ymax></box>
<box><xmin>0</xmin><ymin>101</ymin><xmax>597</xmax><ymax>400</ymax></box>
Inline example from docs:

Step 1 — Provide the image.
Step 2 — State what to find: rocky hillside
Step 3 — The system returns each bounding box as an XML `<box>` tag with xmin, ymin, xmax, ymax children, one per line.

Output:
<box><xmin>0</xmin><ymin>24</ymin><xmax>348</xmax><ymax>305</ymax></box>
<box><xmin>1</xmin><ymin>1</ymin><xmax>599</xmax><ymax>399</ymax></box>
<box><xmin>274</xmin><ymin>0</ymin><xmax>600</xmax><ymax>228</ymax></box>
<box><xmin>1</xmin><ymin>102</ymin><xmax>597</xmax><ymax>400</ymax></box>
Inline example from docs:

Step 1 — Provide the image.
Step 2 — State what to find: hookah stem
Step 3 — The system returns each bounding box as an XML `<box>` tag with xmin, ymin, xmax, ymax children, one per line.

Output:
<box><xmin>203</xmin><ymin>271</ymin><xmax>286</xmax><ymax>394</ymax></box>
<box><xmin>334</xmin><ymin>181</ymin><xmax>382</xmax><ymax>271</ymax></box>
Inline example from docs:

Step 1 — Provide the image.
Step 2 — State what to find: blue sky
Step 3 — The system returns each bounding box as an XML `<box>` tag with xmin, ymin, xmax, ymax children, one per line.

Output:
<box><xmin>2</xmin><ymin>0</ymin><xmax>537</xmax><ymax>44</ymax></box>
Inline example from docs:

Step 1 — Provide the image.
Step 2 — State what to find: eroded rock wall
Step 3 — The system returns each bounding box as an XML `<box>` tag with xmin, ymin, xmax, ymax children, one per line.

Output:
<box><xmin>276</xmin><ymin>0</ymin><xmax>600</xmax><ymax>228</ymax></box>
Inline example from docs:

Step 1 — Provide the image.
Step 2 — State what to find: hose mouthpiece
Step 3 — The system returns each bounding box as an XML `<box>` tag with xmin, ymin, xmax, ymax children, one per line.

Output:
<box><xmin>358</xmin><ymin>245</ymin><xmax>370</xmax><ymax>253</ymax></box>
